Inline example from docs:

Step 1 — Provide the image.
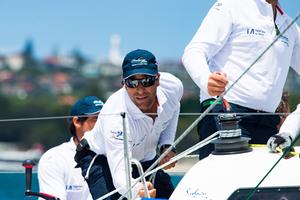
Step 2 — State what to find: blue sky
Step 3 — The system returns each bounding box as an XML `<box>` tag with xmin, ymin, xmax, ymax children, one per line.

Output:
<box><xmin>0</xmin><ymin>0</ymin><xmax>299</xmax><ymax>61</ymax></box>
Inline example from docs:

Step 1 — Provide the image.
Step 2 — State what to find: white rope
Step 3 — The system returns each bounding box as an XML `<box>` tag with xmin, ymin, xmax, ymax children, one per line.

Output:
<box><xmin>113</xmin><ymin>11</ymin><xmax>300</xmax><ymax>199</ymax></box>
<box><xmin>96</xmin><ymin>188</ymin><xmax>121</xmax><ymax>200</ymax></box>
<box><xmin>145</xmin><ymin>135</ymin><xmax>219</xmax><ymax>177</ymax></box>
<box><xmin>116</xmin><ymin>131</ymin><xmax>220</xmax><ymax>200</ymax></box>
<box><xmin>97</xmin><ymin>131</ymin><xmax>220</xmax><ymax>200</ymax></box>
<box><xmin>84</xmin><ymin>154</ymin><xmax>99</xmax><ymax>180</ymax></box>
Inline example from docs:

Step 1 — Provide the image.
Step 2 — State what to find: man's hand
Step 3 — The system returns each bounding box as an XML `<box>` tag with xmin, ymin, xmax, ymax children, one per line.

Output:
<box><xmin>138</xmin><ymin>182</ymin><xmax>156</xmax><ymax>198</ymax></box>
<box><xmin>74</xmin><ymin>139</ymin><xmax>91</xmax><ymax>168</ymax></box>
<box><xmin>207</xmin><ymin>72</ymin><xmax>228</xmax><ymax>96</ymax></box>
<box><xmin>267</xmin><ymin>132</ymin><xmax>293</xmax><ymax>152</ymax></box>
<box><xmin>159</xmin><ymin>147</ymin><xmax>176</xmax><ymax>170</ymax></box>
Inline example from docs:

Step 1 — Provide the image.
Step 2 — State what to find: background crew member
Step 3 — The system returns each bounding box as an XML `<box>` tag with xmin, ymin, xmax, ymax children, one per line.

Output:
<box><xmin>38</xmin><ymin>96</ymin><xmax>104</xmax><ymax>200</ymax></box>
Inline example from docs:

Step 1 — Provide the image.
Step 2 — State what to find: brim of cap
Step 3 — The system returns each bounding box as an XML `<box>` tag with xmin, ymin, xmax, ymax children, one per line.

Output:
<box><xmin>83</xmin><ymin>110</ymin><xmax>101</xmax><ymax>115</ymax></box>
<box><xmin>123</xmin><ymin>68</ymin><xmax>158</xmax><ymax>79</ymax></box>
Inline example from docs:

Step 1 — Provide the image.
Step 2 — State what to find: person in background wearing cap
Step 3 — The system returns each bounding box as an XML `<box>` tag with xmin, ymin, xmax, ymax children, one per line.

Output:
<box><xmin>268</xmin><ymin>103</ymin><xmax>300</xmax><ymax>152</ymax></box>
<box><xmin>182</xmin><ymin>0</ymin><xmax>300</xmax><ymax>159</ymax></box>
<box><xmin>75</xmin><ymin>49</ymin><xmax>183</xmax><ymax>199</ymax></box>
<box><xmin>38</xmin><ymin>96</ymin><xmax>108</xmax><ymax>200</ymax></box>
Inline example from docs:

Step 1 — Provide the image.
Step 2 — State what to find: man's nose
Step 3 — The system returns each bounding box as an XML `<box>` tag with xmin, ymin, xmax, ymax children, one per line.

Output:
<box><xmin>135</xmin><ymin>83</ymin><xmax>146</xmax><ymax>92</ymax></box>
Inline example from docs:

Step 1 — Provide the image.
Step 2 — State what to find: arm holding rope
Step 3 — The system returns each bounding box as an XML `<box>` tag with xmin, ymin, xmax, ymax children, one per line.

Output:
<box><xmin>267</xmin><ymin>104</ymin><xmax>300</xmax><ymax>152</ymax></box>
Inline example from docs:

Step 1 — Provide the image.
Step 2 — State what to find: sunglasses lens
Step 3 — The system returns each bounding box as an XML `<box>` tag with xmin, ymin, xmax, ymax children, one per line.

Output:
<box><xmin>125</xmin><ymin>76</ymin><xmax>156</xmax><ymax>88</ymax></box>
<box><xmin>141</xmin><ymin>77</ymin><xmax>156</xmax><ymax>87</ymax></box>
<box><xmin>125</xmin><ymin>79</ymin><xmax>138</xmax><ymax>88</ymax></box>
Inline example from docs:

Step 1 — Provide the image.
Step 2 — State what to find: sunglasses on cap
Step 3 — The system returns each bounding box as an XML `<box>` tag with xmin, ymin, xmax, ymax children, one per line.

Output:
<box><xmin>124</xmin><ymin>76</ymin><xmax>157</xmax><ymax>88</ymax></box>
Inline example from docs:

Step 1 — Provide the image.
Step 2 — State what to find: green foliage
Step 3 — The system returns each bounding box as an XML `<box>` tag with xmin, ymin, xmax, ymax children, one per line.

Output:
<box><xmin>2</xmin><ymin>90</ymin><xmax>299</xmax><ymax>151</ymax></box>
<box><xmin>176</xmin><ymin>97</ymin><xmax>200</xmax><ymax>153</ymax></box>
<box><xmin>0</xmin><ymin>62</ymin><xmax>299</xmax><ymax>153</ymax></box>
<box><xmin>0</xmin><ymin>95</ymin><xmax>68</xmax><ymax>148</ymax></box>
<box><xmin>176</xmin><ymin>115</ymin><xmax>199</xmax><ymax>153</ymax></box>
<box><xmin>289</xmin><ymin>93</ymin><xmax>300</xmax><ymax>110</ymax></box>
<box><xmin>21</xmin><ymin>120</ymin><xmax>68</xmax><ymax>149</ymax></box>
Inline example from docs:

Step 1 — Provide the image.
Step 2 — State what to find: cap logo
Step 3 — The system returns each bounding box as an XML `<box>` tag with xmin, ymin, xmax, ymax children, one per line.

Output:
<box><xmin>131</xmin><ymin>58</ymin><xmax>148</xmax><ymax>66</ymax></box>
<box><xmin>93</xmin><ymin>100</ymin><xmax>103</xmax><ymax>107</ymax></box>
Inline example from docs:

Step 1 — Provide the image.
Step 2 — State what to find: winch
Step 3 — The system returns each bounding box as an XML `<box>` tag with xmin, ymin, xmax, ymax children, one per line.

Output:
<box><xmin>212</xmin><ymin>113</ymin><xmax>252</xmax><ymax>155</ymax></box>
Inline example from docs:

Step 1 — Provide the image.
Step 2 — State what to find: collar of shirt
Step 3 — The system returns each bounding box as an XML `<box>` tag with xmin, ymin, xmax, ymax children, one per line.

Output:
<box><xmin>257</xmin><ymin>0</ymin><xmax>285</xmax><ymax>16</ymax></box>
<box><xmin>251</xmin><ymin>0</ymin><xmax>288</xmax><ymax>35</ymax></box>
<box><xmin>124</xmin><ymin>86</ymin><xmax>167</xmax><ymax>120</ymax></box>
<box><xmin>275</xmin><ymin>5</ymin><xmax>288</xmax><ymax>29</ymax></box>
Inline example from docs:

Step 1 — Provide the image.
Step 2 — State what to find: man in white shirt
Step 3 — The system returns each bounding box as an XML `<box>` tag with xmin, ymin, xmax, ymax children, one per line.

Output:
<box><xmin>38</xmin><ymin>96</ymin><xmax>106</xmax><ymax>200</ymax></box>
<box><xmin>267</xmin><ymin>104</ymin><xmax>300</xmax><ymax>152</ymax></box>
<box><xmin>75</xmin><ymin>49</ymin><xmax>183</xmax><ymax>199</ymax></box>
<box><xmin>182</xmin><ymin>0</ymin><xmax>300</xmax><ymax>159</ymax></box>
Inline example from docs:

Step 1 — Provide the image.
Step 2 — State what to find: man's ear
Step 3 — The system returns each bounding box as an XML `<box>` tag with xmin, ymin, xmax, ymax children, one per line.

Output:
<box><xmin>122</xmin><ymin>79</ymin><xmax>128</xmax><ymax>90</ymax></box>
<box><xmin>73</xmin><ymin>117</ymin><xmax>81</xmax><ymax>128</ymax></box>
<box><xmin>156</xmin><ymin>73</ymin><xmax>160</xmax><ymax>86</ymax></box>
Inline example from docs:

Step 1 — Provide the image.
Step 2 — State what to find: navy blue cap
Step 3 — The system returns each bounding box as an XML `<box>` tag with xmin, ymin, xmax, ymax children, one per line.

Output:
<box><xmin>122</xmin><ymin>49</ymin><xmax>158</xmax><ymax>79</ymax></box>
<box><xmin>70</xmin><ymin>96</ymin><xmax>103</xmax><ymax>116</ymax></box>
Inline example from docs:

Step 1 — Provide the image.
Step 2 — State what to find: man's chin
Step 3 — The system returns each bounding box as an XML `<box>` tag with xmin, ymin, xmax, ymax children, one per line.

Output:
<box><xmin>139</xmin><ymin>106</ymin><xmax>149</xmax><ymax>113</ymax></box>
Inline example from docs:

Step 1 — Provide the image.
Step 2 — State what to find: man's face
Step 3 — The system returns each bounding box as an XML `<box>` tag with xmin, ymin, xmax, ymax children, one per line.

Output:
<box><xmin>75</xmin><ymin>116</ymin><xmax>98</xmax><ymax>140</ymax></box>
<box><xmin>82</xmin><ymin>116</ymin><xmax>98</xmax><ymax>133</ymax></box>
<box><xmin>124</xmin><ymin>73</ymin><xmax>160</xmax><ymax>113</ymax></box>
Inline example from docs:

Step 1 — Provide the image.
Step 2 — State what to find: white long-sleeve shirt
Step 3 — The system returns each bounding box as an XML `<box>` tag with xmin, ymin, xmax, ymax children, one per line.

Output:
<box><xmin>279</xmin><ymin>104</ymin><xmax>300</xmax><ymax>140</ymax></box>
<box><xmin>38</xmin><ymin>138</ymin><xmax>92</xmax><ymax>200</ymax></box>
<box><xmin>84</xmin><ymin>72</ymin><xmax>183</xmax><ymax>197</ymax></box>
<box><xmin>183</xmin><ymin>0</ymin><xmax>300</xmax><ymax>112</ymax></box>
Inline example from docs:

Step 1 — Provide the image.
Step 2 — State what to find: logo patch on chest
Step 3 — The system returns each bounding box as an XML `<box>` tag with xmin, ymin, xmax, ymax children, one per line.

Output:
<box><xmin>65</xmin><ymin>185</ymin><xmax>83</xmax><ymax>191</ymax></box>
<box><xmin>246</xmin><ymin>28</ymin><xmax>266</xmax><ymax>36</ymax></box>
<box><xmin>111</xmin><ymin>130</ymin><xmax>124</xmax><ymax>140</ymax></box>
